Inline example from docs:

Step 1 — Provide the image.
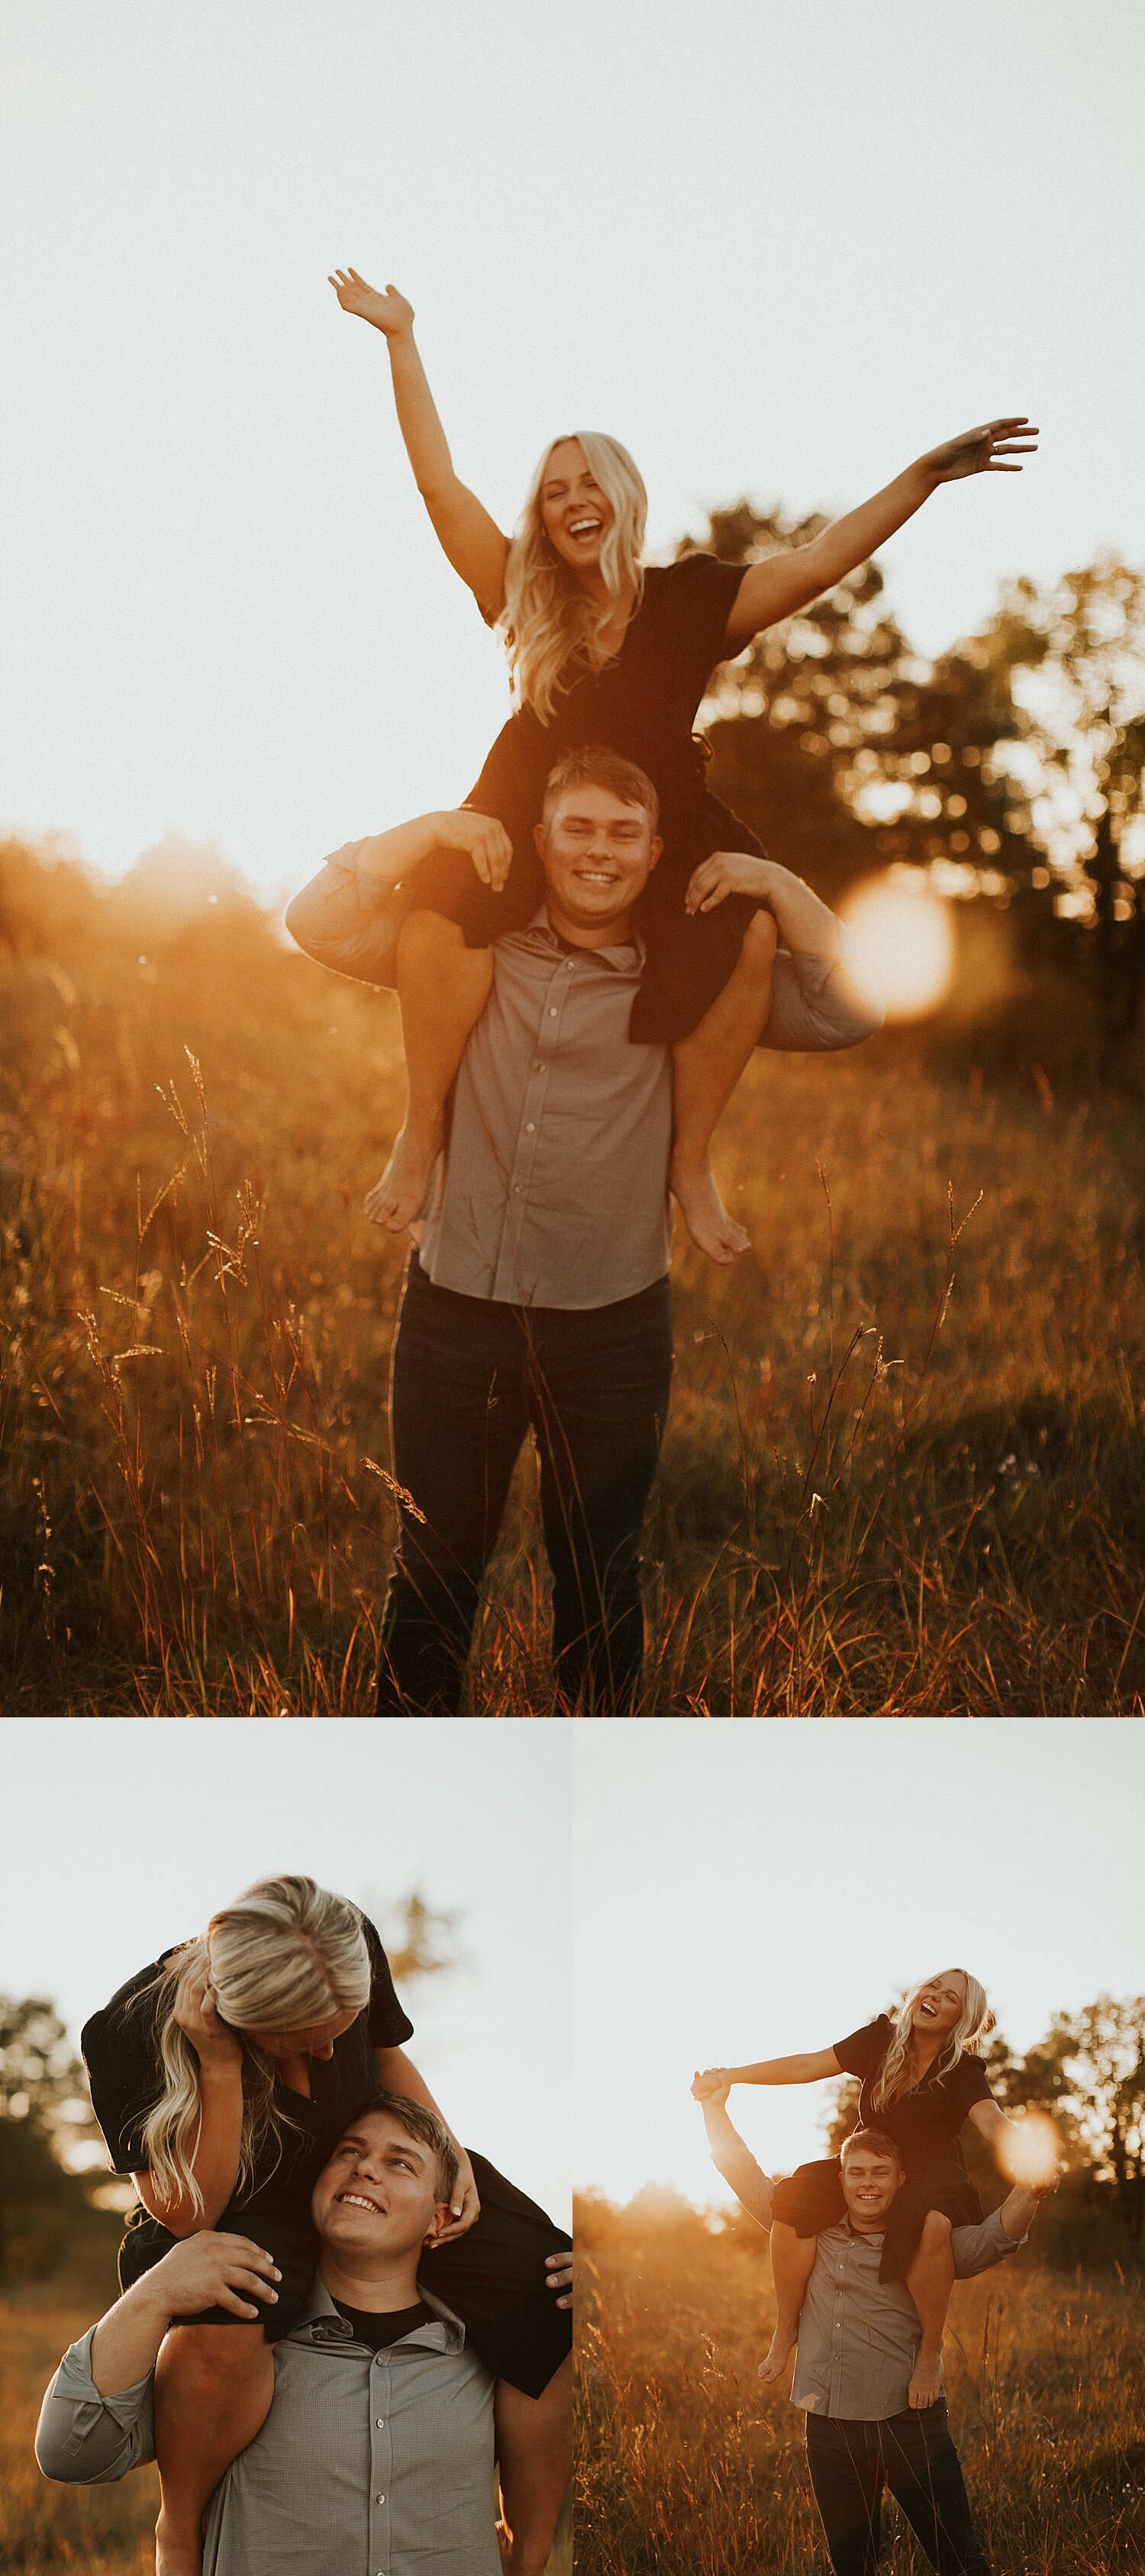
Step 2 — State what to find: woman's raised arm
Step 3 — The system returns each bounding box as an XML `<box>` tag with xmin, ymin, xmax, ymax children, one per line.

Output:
<box><xmin>721</xmin><ymin>417</ymin><xmax>1039</xmax><ymax>652</ymax></box>
<box><xmin>692</xmin><ymin>2045</ymin><xmax>842</xmax><ymax>2094</ymax></box>
<box><xmin>330</xmin><ymin>270</ymin><xmax>509</xmax><ymax>617</ymax></box>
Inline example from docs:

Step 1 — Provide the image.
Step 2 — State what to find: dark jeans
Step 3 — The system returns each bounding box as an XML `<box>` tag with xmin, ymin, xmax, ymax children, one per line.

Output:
<box><xmin>376</xmin><ymin>1256</ymin><xmax>673</xmax><ymax>1714</ymax></box>
<box><xmin>805</xmin><ymin>2404</ymin><xmax>991</xmax><ymax>2576</ymax></box>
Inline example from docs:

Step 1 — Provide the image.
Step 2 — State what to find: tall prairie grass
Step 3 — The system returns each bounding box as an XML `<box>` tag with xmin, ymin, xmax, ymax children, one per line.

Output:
<box><xmin>575</xmin><ymin>2213</ymin><xmax>1145</xmax><ymax>2574</ymax></box>
<box><xmin>2</xmin><ymin>887</ymin><xmax>1143</xmax><ymax>1714</ymax></box>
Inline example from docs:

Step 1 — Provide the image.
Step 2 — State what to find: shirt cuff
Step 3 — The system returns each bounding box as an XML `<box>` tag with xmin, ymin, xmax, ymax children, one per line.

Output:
<box><xmin>54</xmin><ymin>2327</ymin><xmax>156</xmax><ymax>2422</ymax></box>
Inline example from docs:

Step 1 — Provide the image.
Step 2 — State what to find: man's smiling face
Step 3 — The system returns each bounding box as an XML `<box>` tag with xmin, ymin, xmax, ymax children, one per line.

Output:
<box><xmin>839</xmin><ymin>2146</ymin><xmax>904</xmax><ymax>2229</ymax></box>
<box><xmin>311</xmin><ymin>2110</ymin><xmax>450</xmax><ymax>2260</ymax></box>
<box><xmin>534</xmin><ymin>784</ymin><xmax>662</xmax><ymax>941</ymax></box>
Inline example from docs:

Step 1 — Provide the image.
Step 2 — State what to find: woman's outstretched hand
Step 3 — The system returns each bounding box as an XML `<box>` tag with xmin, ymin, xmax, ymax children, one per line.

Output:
<box><xmin>432</xmin><ymin>809</ymin><xmax>514</xmax><ymax>891</ymax></box>
<box><xmin>921</xmin><ymin>418</ymin><xmax>1040</xmax><ymax>482</ymax></box>
<box><xmin>329</xmin><ymin>269</ymin><xmax>415</xmax><ymax>338</ymax></box>
<box><xmin>173</xmin><ymin>1957</ymin><xmax>244</xmax><ymax>2073</ymax></box>
<box><xmin>692</xmin><ymin>2066</ymin><xmax>733</xmax><ymax>2104</ymax></box>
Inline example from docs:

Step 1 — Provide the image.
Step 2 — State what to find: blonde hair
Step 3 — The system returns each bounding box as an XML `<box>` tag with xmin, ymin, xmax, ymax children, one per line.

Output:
<box><xmin>869</xmin><ymin>1969</ymin><xmax>993</xmax><ymax>2115</ymax></box>
<box><xmin>499</xmin><ymin>432</ymin><xmax>647</xmax><ymax>722</ymax></box>
<box><xmin>136</xmin><ymin>1875</ymin><xmax>372</xmax><ymax>2216</ymax></box>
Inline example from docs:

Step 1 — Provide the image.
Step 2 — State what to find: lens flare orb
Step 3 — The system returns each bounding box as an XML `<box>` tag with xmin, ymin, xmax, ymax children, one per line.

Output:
<box><xmin>840</xmin><ymin>869</ymin><xmax>955</xmax><ymax>1023</ymax></box>
<box><xmin>999</xmin><ymin>2111</ymin><xmax>1060</xmax><ymax>2190</ymax></box>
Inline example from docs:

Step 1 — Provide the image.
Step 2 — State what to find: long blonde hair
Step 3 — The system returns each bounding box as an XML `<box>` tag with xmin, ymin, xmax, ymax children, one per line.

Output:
<box><xmin>869</xmin><ymin>1969</ymin><xmax>993</xmax><ymax>2114</ymax></box>
<box><xmin>135</xmin><ymin>1875</ymin><xmax>372</xmax><ymax>2216</ymax></box>
<box><xmin>499</xmin><ymin>432</ymin><xmax>647</xmax><ymax>723</ymax></box>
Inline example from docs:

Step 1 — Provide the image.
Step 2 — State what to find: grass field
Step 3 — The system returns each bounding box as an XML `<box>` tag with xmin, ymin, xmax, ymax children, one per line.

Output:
<box><xmin>575</xmin><ymin>2213</ymin><xmax>1145</xmax><ymax>2575</ymax></box>
<box><xmin>2</xmin><ymin>2291</ymin><xmax>571</xmax><ymax>2576</ymax></box>
<box><xmin>2</xmin><ymin>883</ymin><xmax>1143</xmax><ymax>1714</ymax></box>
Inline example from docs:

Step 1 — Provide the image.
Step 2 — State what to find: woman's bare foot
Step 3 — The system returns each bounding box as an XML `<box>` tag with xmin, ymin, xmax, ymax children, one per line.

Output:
<box><xmin>154</xmin><ymin>2510</ymin><xmax>204</xmax><ymax>2576</ymax></box>
<box><xmin>758</xmin><ymin>2323</ymin><xmax>798</xmax><ymax>2385</ymax></box>
<box><xmin>669</xmin><ymin>1151</ymin><xmax>751</xmax><ymax>1264</ymax></box>
<box><xmin>364</xmin><ymin>1120</ymin><xmax>443</xmax><ymax>1233</ymax></box>
<box><xmin>908</xmin><ymin>2343</ymin><xmax>944</xmax><ymax>2409</ymax></box>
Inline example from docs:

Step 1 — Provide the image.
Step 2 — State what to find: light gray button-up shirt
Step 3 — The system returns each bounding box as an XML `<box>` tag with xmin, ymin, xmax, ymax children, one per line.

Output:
<box><xmin>713</xmin><ymin>2134</ymin><xmax>1025</xmax><ymax>2421</ymax></box>
<box><xmin>286</xmin><ymin>853</ymin><xmax>882</xmax><ymax>1311</ymax></box>
<box><xmin>35</xmin><ymin>2278</ymin><xmax>500</xmax><ymax>2576</ymax></box>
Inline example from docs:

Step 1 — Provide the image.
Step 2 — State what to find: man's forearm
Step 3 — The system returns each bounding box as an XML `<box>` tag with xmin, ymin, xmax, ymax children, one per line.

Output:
<box><xmin>90</xmin><ymin>2274</ymin><xmax>174</xmax><ymax>2396</ymax></box>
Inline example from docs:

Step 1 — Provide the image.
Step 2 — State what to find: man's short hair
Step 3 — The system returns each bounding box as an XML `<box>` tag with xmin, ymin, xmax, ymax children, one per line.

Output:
<box><xmin>840</xmin><ymin>2126</ymin><xmax>905</xmax><ymax>2170</ymax></box>
<box><xmin>338</xmin><ymin>2088</ymin><xmax>460</xmax><ymax>2202</ymax></box>
<box><xmin>541</xmin><ymin>744</ymin><xmax>660</xmax><ymax>833</ymax></box>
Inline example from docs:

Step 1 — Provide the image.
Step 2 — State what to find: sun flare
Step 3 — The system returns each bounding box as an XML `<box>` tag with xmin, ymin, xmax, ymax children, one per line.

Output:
<box><xmin>998</xmin><ymin>2111</ymin><xmax>1060</xmax><ymax>2190</ymax></box>
<box><xmin>840</xmin><ymin>869</ymin><xmax>955</xmax><ymax>1023</ymax></box>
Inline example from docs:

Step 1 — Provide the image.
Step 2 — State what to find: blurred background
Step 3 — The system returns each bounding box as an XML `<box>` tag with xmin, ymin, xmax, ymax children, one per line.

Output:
<box><xmin>3</xmin><ymin>2</ymin><xmax>1144</xmax><ymax>1714</ymax></box>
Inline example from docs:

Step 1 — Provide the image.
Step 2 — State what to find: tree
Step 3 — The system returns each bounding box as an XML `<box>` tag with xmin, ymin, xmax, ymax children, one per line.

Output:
<box><xmin>1036</xmin><ymin>1994</ymin><xmax>1145</xmax><ymax>2233</ymax></box>
<box><xmin>999</xmin><ymin>558</ymin><xmax>1145</xmax><ymax>1056</ymax></box>
<box><xmin>680</xmin><ymin>503</ymin><xmax>1040</xmax><ymax>906</ymax></box>
<box><xmin>0</xmin><ymin>1996</ymin><xmax>115</xmax><ymax>2284</ymax></box>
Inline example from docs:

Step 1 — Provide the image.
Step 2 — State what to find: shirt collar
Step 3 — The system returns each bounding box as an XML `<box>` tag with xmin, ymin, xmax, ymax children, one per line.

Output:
<box><xmin>295</xmin><ymin>2270</ymin><xmax>467</xmax><ymax>2352</ymax></box>
<box><xmin>524</xmin><ymin>900</ymin><xmax>645</xmax><ymax>973</ymax></box>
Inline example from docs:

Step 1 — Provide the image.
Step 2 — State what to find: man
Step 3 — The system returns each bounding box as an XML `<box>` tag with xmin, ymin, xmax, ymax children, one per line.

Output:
<box><xmin>696</xmin><ymin>2078</ymin><xmax>1055</xmax><ymax>2576</ymax></box>
<box><xmin>37</xmin><ymin>2092</ymin><xmax>571</xmax><ymax>2576</ymax></box>
<box><xmin>288</xmin><ymin>746</ymin><xmax>881</xmax><ymax>1714</ymax></box>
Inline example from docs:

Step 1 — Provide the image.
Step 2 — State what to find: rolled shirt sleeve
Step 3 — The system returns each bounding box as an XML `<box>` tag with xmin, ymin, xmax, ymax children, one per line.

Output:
<box><xmin>950</xmin><ymin>2204</ymin><xmax>1027</xmax><ymax>2278</ymax></box>
<box><xmin>35</xmin><ymin>2328</ymin><xmax>156</xmax><ymax>2483</ymax></box>
<box><xmin>763</xmin><ymin>932</ymin><xmax>885</xmax><ymax>1053</ymax></box>
<box><xmin>284</xmin><ymin>845</ymin><xmax>402</xmax><ymax>986</ymax></box>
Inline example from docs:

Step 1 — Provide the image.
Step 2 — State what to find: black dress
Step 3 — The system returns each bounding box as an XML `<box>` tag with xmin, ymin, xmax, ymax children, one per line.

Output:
<box><xmin>81</xmin><ymin>1917</ymin><xmax>570</xmax><ymax>2397</ymax></box>
<box><xmin>402</xmin><ymin>553</ymin><xmax>764</xmax><ymax>1043</ymax></box>
<box><xmin>770</xmin><ymin>2013</ymin><xmax>995</xmax><ymax>2283</ymax></box>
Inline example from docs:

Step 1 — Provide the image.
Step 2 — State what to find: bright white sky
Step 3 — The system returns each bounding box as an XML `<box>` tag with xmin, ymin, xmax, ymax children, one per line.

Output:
<box><xmin>572</xmin><ymin>1719</ymin><xmax>1145</xmax><ymax>2209</ymax></box>
<box><xmin>3</xmin><ymin>0</ymin><xmax>1143</xmax><ymax>892</ymax></box>
<box><xmin>0</xmin><ymin>1720</ymin><xmax>572</xmax><ymax>2222</ymax></box>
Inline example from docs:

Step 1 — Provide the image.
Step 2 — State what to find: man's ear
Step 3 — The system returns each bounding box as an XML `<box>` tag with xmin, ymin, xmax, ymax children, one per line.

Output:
<box><xmin>534</xmin><ymin>821</ymin><xmax>548</xmax><ymax>859</ymax></box>
<box><xmin>424</xmin><ymin>2201</ymin><xmax>453</xmax><ymax>2248</ymax></box>
<box><xmin>647</xmin><ymin>833</ymin><xmax>663</xmax><ymax>872</ymax></box>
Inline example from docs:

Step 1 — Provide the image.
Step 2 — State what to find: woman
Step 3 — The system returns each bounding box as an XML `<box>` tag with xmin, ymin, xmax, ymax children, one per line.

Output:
<box><xmin>82</xmin><ymin>1875</ymin><xmax>571</xmax><ymax>2576</ymax></box>
<box><xmin>692</xmin><ymin>1968</ymin><xmax>1039</xmax><ymax>2410</ymax></box>
<box><xmin>328</xmin><ymin>267</ymin><xmax>1037</xmax><ymax>1262</ymax></box>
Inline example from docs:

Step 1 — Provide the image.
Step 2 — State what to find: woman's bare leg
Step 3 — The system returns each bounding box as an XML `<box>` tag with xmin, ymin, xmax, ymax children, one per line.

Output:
<box><xmin>495</xmin><ymin>2355</ymin><xmax>572</xmax><ymax>2576</ymax></box>
<box><xmin>760</xmin><ymin>2217</ymin><xmax>817</xmax><ymax>2384</ymax></box>
<box><xmin>366</xmin><ymin>912</ymin><xmax>494</xmax><ymax>1233</ymax></box>
<box><xmin>152</xmin><ymin>2322</ymin><xmax>273</xmax><ymax>2576</ymax></box>
<box><xmin>669</xmin><ymin>909</ymin><xmax>777</xmax><ymax>1264</ymax></box>
<box><xmin>905</xmin><ymin>2209</ymin><xmax>955</xmax><ymax>2408</ymax></box>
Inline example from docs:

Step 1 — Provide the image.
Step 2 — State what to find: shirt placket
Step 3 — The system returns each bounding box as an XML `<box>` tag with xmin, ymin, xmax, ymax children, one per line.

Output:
<box><xmin>830</xmin><ymin>2238</ymin><xmax>850</xmax><ymax>2414</ymax></box>
<box><xmin>493</xmin><ymin>952</ymin><xmax>579</xmax><ymax>1298</ymax></box>
<box><xmin>368</xmin><ymin>2349</ymin><xmax>394</xmax><ymax>2576</ymax></box>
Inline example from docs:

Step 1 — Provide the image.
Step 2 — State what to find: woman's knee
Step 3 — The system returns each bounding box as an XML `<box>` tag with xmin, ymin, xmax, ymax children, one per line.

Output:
<box><xmin>158</xmin><ymin>2321</ymin><xmax>269</xmax><ymax>2384</ymax></box>
<box><xmin>918</xmin><ymin>2208</ymin><xmax>954</xmax><ymax>2254</ymax></box>
<box><xmin>741</xmin><ymin>908</ymin><xmax>779</xmax><ymax>970</ymax></box>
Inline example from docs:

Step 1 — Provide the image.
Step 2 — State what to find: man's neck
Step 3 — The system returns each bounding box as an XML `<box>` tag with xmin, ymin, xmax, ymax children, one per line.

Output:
<box><xmin>543</xmin><ymin>898</ymin><xmax>634</xmax><ymax>953</ymax></box>
<box><xmin>318</xmin><ymin>2249</ymin><xmax>424</xmax><ymax>2313</ymax></box>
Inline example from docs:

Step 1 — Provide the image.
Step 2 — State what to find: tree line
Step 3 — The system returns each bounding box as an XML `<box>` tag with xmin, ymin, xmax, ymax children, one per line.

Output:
<box><xmin>684</xmin><ymin>512</ymin><xmax>1145</xmax><ymax>1069</ymax></box>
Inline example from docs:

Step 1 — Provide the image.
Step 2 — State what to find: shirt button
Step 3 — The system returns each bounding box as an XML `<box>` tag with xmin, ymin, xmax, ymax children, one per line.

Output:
<box><xmin>525</xmin><ymin>1122</ymin><xmax>536</xmax><ymax>1133</ymax></box>
<box><xmin>566</xmin><ymin>959</ymin><xmax>576</xmax><ymax>972</ymax></box>
<box><xmin>376</xmin><ymin>2418</ymin><xmax>385</xmax><ymax>2428</ymax></box>
<box><xmin>548</xmin><ymin>1006</ymin><xmax>558</xmax><ymax>1017</ymax></box>
<box><xmin>514</xmin><ymin>1183</ymin><xmax>524</xmax><ymax>1194</ymax></box>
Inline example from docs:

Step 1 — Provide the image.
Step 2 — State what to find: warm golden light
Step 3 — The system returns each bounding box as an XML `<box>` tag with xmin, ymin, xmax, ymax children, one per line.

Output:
<box><xmin>997</xmin><ymin>2111</ymin><xmax>1060</xmax><ymax>2190</ymax></box>
<box><xmin>841</xmin><ymin>869</ymin><xmax>956</xmax><ymax>1023</ymax></box>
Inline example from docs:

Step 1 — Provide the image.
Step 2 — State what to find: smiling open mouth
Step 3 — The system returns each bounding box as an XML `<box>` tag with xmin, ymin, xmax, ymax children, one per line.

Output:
<box><xmin>569</xmin><ymin>518</ymin><xmax>602</xmax><ymax>538</ymax></box>
<box><xmin>337</xmin><ymin>2191</ymin><xmax>382</xmax><ymax>2213</ymax></box>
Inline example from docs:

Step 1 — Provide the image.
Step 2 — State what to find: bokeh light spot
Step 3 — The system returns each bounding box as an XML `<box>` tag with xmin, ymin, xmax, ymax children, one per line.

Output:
<box><xmin>841</xmin><ymin>869</ymin><xmax>955</xmax><ymax>1022</ymax></box>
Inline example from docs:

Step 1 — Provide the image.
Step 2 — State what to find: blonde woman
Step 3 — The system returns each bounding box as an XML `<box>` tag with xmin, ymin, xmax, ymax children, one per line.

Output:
<box><xmin>328</xmin><ymin>268</ymin><xmax>1037</xmax><ymax>1264</ymax></box>
<box><xmin>81</xmin><ymin>1877</ymin><xmax>571</xmax><ymax>2576</ymax></box>
<box><xmin>692</xmin><ymin>1970</ymin><xmax>1039</xmax><ymax>2412</ymax></box>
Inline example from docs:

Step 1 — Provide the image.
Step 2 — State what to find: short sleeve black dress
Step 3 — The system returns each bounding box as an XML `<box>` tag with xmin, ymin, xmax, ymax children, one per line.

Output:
<box><xmin>769</xmin><ymin>2013</ymin><xmax>995</xmax><ymax>2282</ymax></box>
<box><xmin>81</xmin><ymin>1916</ymin><xmax>570</xmax><ymax>2397</ymax></box>
<box><xmin>402</xmin><ymin>554</ymin><xmax>763</xmax><ymax>1043</ymax></box>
